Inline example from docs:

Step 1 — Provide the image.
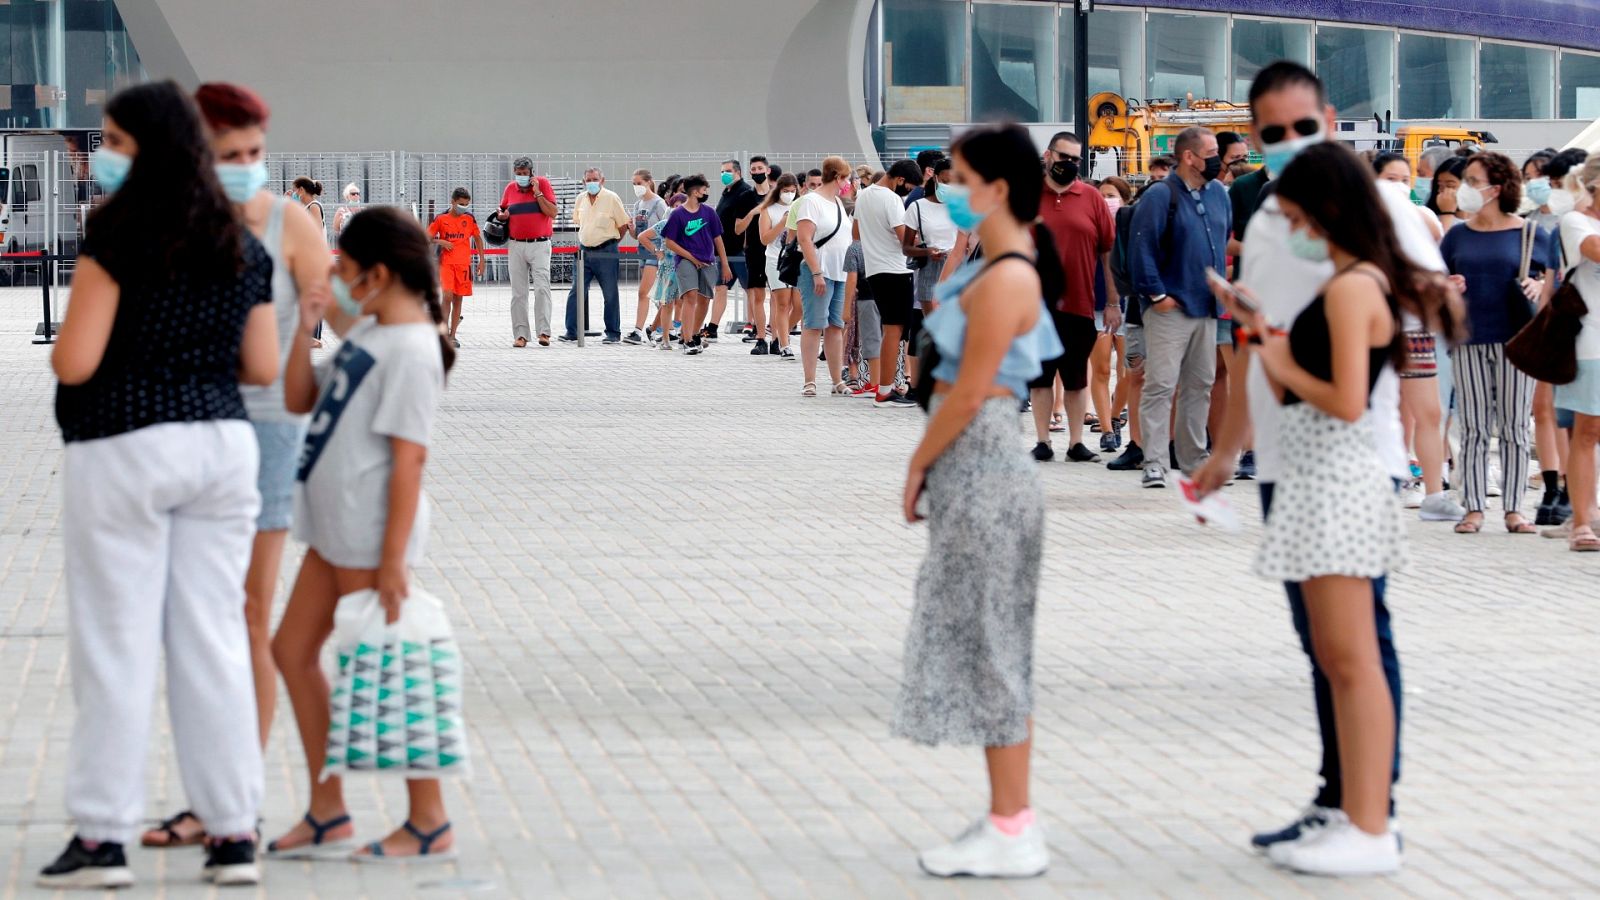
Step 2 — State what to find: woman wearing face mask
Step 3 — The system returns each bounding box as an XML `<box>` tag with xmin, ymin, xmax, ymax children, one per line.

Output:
<box><xmin>1522</xmin><ymin>151</ymin><xmax>1561</xmax><ymax>233</ymax></box>
<box><xmin>1439</xmin><ymin>152</ymin><xmax>1558</xmax><ymax>534</ymax></box>
<box><xmin>1528</xmin><ymin>151</ymin><xmax>1588</xmax><ymax>525</ymax></box>
<box><xmin>625</xmin><ymin>169</ymin><xmax>668</xmax><ymax>345</ymax></box>
<box><xmin>795</xmin><ymin>157</ymin><xmax>854</xmax><ymax>394</ymax></box>
<box><xmin>131</xmin><ymin>82</ymin><xmax>337</xmax><ymax>855</ymax></box>
<box><xmin>1425</xmin><ymin>157</ymin><xmax>1470</xmax><ymax>230</ymax></box>
<box><xmin>268</xmin><ymin>208</ymin><xmax>457</xmax><ymax>863</ymax></box>
<box><xmin>291</xmin><ymin>176</ymin><xmax>328</xmax><ymax>347</ymax></box>
<box><xmin>40</xmin><ymin>81</ymin><xmax>279</xmax><ymax>889</ymax></box>
<box><xmin>758</xmin><ymin>173</ymin><xmax>800</xmax><ymax>358</ymax></box>
<box><xmin>1231</xmin><ymin>141</ymin><xmax>1464</xmax><ymax>877</ymax></box>
<box><xmin>1091</xmin><ymin>176</ymin><xmax>1134</xmax><ymax>453</ymax></box>
<box><xmin>900</xmin><ymin>159</ymin><xmax>957</xmax><ymax>398</ymax></box>
<box><xmin>894</xmin><ymin>124</ymin><xmax>1064</xmax><ymax>880</ymax></box>
<box><xmin>1553</xmin><ymin>155</ymin><xmax>1600</xmax><ymax>550</ymax></box>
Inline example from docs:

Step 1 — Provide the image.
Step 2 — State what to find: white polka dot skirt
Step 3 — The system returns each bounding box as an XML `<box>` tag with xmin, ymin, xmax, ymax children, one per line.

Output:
<box><xmin>1254</xmin><ymin>404</ymin><xmax>1407</xmax><ymax>583</ymax></box>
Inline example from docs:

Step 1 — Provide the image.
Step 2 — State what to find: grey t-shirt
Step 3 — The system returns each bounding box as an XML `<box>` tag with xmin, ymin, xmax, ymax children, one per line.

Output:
<box><xmin>293</xmin><ymin>318</ymin><xmax>443</xmax><ymax>568</ymax></box>
<box><xmin>633</xmin><ymin>196</ymin><xmax>669</xmax><ymax>251</ymax></box>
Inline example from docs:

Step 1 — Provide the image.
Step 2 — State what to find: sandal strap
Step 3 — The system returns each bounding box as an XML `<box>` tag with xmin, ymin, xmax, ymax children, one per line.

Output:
<box><xmin>402</xmin><ymin>820</ymin><xmax>452</xmax><ymax>854</ymax></box>
<box><xmin>303</xmin><ymin>811</ymin><xmax>352</xmax><ymax>843</ymax></box>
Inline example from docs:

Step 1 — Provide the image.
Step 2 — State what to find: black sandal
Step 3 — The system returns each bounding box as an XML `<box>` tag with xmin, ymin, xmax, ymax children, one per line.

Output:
<box><xmin>353</xmin><ymin>820</ymin><xmax>456</xmax><ymax>864</ymax></box>
<box><xmin>141</xmin><ymin>810</ymin><xmax>206</xmax><ymax>848</ymax></box>
<box><xmin>265</xmin><ymin>811</ymin><xmax>354</xmax><ymax>859</ymax></box>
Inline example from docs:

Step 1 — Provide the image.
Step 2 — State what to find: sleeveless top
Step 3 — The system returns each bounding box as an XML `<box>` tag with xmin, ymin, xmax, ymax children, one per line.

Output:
<box><xmin>241</xmin><ymin>197</ymin><xmax>306</xmax><ymax>423</ymax></box>
<box><xmin>55</xmin><ymin>232</ymin><xmax>274</xmax><ymax>443</ymax></box>
<box><xmin>1282</xmin><ymin>267</ymin><xmax>1396</xmax><ymax>407</ymax></box>
<box><xmin>924</xmin><ymin>252</ymin><xmax>1065</xmax><ymax>399</ymax></box>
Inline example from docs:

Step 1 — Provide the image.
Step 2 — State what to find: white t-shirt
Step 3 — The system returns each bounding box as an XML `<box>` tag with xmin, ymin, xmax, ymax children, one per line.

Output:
<box><xmin>1239</xmin><ymin>183</ymin><xmax>1443</xmax><ymax>483</ymax></box>
<box><xmin>1559</xmin><ymin>210</ymin><xmax>1600</xmax><ymax>360</ymax></box>
<box><xmin>765</xmin><ymin>204</ymin><xmax>791</xmax><ymax>262</ymax></box>
<box><xmin>794</xmin><ymin>191</ymin><xmax>852</xmax><ymax>281</ymax></box>
<box><xmin>854</xmin><ymin>183</ymin><xmax>909</xmax><ymax>277</ymax></box>
<box><xmin>907</xmin><ymin>197</ymin><xmax>958</xmax><ymax>252</ymax></box>
<box><xmin>293</xmin><ymin>318</ymin><xmax>444</xmax><ymax>568</ymax></box>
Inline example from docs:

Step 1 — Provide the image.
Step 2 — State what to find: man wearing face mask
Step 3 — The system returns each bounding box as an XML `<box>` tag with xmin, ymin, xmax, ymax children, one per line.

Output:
<box><xmin>562</xmin><ymin>168</ymin><xmax>631</xmax><ymax>344</ymax></box>
<box><xmin>855</xmin><ymin>159</ymin><xmax>924</xmax><ymax>401</ymax></box>
<box><xmin>496</xmin><ymin>156</ymin><xmax>558</xmax><ymax>347</ymax></box>
<box><xmin>1128</xmin><ymin>126</ymin><xmax>1231</xmax><ymax>488</ymax></box>
<box><xmin>1194</xmin><ymin>62</ymin><xmax>1453</xmax><ymax>874</ymax></box>
<box><xmin>427</xmin><ymin>187</ymin><xmax>485</xmax><ymax>349</ymax></box>
<box><xmin>736</xmin><ymin>156</ymin><xmax>774</xmax><ymax>342</ymax></box>
<box><xmin>1414</xmin><ymin>146</ymin><xmax>1454</xmax><ymax>209</ymax></box>
<box><xmin>1031</xmin><ymin>132</ymin><xmax>1116</xmax><ymax>462</ymax></box>
<box><xmin>710</xmin><ymin>159</ymin><xmax>757</xmax><ymax>343</ymax></box>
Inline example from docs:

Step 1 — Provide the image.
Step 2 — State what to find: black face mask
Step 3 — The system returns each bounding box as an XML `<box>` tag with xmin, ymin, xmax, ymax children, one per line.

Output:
<box><xmin>752</xmin><ymin>172</ymin><xmax>768</xmax><ymax>185</ymax></box>
<box><xmin>894</xmin><ymin>182</ymin><xmax>911</xmax><ymax>197</ymax></box>
<box><xmin>1049</xmin><ymin>159</ymin><xmax>1079</xmax><ymax>184</ymax></box>
<box><xmin>1201</xmin><ymin>154</ymin><xmax>1223</xmax><ymax>182</ymax></box>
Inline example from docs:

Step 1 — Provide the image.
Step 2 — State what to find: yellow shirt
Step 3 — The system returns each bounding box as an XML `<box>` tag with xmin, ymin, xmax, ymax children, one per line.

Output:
<box><xmin>574</xmin><ymin>188</ymin><xmax>630</xmax><ymax>247</ymax></box>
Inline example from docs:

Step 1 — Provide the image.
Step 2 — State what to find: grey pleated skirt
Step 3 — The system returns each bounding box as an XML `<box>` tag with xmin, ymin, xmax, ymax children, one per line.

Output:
<box><xmin>892</xmin><ymin>395</ymin><xmax>1044</xmax><ymax>747</ymax></box>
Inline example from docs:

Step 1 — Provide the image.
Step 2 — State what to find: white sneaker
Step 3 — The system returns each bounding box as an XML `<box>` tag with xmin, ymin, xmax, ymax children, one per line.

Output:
<box><xmin>1487</xmin><ymin>460</ymin><xmax>1503</xmax><ymax>497</ymax></box>
<box><xmin>1400</xmin><ymin>482</ymin><xmax>1425</xmax><ymax>509</ymax></box>
<box><xmin>1270</xmin><ymin>811</ymin><xmax>1400</xmax><ymax>877</ymax></box>
<box><xmin>917</xmin><ymin>818</ymin><xmax>1049</xmax><ymax>879</ymax></box>
<box><xmin>1419</xmin><ymin>491</ymin><xmax>1466</xmax><ymax>522</ymax></box>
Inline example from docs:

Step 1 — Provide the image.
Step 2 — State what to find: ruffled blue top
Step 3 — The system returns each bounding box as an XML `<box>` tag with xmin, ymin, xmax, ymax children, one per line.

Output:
<box><xmin>924</xmin><ymin>256</ymin><xmax>1064</xmax><ymax>399</ymax></box>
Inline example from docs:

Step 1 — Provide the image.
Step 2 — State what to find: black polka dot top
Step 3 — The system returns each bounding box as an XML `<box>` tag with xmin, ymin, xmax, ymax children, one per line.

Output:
<box><xmin>55</xmin><ymin>233</ymin><xmax>274</xmax><ymax>443</ymax></box>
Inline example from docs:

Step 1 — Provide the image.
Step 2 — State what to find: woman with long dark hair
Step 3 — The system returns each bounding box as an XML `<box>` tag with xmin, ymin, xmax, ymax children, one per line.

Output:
<box><xmin>1425</xmin><ymin>156</ymin><xmax>1470</xmax><ymax>229</ymax></box>
<box><xmin>892</xmin><ymin>124</ymin><xmax>1062</xmax><ymax>879</ymax></box>
<box><xmin>1230</xmin><ymin>142</ymin><xmax>1464</xmax><ymax>876</ymax></box>
<box><xmin>268</xmin><ymin>207</ymin><xmax>458</xmax><ymax>863</ymax></box>
<box><xmin>758</xmin><ymin>172</ymin><xmax>800</xmax><ymax>357</ymax></box>
<box><xmin>40</xmin><ymin>80</ymin><xmax>278</xmax><ymax>889</ymax></box>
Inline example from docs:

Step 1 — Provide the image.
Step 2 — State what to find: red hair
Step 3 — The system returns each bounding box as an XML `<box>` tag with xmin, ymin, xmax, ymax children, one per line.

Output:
<box><xmin>194</xmin><ymin>82</ymin><xmax>270</xmax><ymax>131</ymax></box>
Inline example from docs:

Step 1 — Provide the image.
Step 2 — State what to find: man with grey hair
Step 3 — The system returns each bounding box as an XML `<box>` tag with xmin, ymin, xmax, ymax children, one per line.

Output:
<box><xmin>495</xmin><ymin>155</ymin><xmax>558</xmax><ymax>346</ymax></box>
<box><xmin>1414</xmin><ymin>145</ymin><xmax>1453</xmax><ymax>206</ymax></box>
<box><xmin>562</xmin><ymin>167</ymin><xmax>631</xmax><ymax>343</ymax></box>
<box><xmin>1128</xmin><ymin>125</ymin><xmax>1231</xmax><ymax>488</ymax></box>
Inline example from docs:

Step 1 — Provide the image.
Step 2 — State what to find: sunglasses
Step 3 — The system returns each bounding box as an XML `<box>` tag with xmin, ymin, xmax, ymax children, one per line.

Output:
<box><xmin>1258</xmin><ymin>118</ymin><xmax>1322</xmax><ymax>145</ymax></box>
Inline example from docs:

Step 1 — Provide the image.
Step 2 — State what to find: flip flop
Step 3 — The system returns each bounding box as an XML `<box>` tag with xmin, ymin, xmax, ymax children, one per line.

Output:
<box><xmin>1570</xmin><ymin>525</ymin><xmax>1600</xmax><ymax>552</ymax></box>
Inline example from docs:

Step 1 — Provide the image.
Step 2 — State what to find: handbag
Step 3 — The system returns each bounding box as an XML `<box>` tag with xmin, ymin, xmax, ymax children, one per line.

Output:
<box><xmin>778</xmin><ymin>198</ymin><xmax>843</xmax><ymax>285</ymax></box>
<box><xmin>1507</xmin><ymin>219</ymin><xmax>1540</xmax><ymax>333</ymax></box>
<box><xmin>323</xmin><ymin>587</ymin><xmax>470</xmax><ymax>780</ymax></box>
<box><xmin>1507</xmin><ymin>269</ymin><xmax>1588</xmax><ymax>385</ymax></box>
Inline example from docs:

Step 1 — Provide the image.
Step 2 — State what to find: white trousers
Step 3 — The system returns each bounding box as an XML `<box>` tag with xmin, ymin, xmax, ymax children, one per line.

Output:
<box><xmin>62</xmin><ymin>420</ymin><xmax>264</xmax><ymax>843</ymax></box>
<box><xmin>509</xmin><ymin>239</ymin><xmax>553</xmax><ymax>340</ymax></box>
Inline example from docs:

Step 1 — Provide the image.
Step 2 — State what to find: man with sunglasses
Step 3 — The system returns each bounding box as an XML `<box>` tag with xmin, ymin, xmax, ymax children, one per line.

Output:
<box><xmin>1128</xmin><ymin>126</ymin><xmax>1231</xmax><ymax>489</ymax></box>
<box><xmin>1193</xmin><ymin>61</ymin><xmax>1447</xmax><ymax>877</ymax></box>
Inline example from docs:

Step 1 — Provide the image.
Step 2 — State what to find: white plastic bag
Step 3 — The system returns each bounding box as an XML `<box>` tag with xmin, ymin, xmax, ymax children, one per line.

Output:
<box><xmin>323</xmin><ymin>587</ymin><xmax>469</xmax><ymax>780</ymax></box>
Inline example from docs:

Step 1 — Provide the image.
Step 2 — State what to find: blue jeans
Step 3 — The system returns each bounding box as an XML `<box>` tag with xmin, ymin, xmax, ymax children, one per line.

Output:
<box><xmin>1260</xmin><ymin>482</ymin><xmax>1402</xmax><ymax>813</ymax></box>
<box><xmin>565</xmin><ymin>241</ymin><xmax>622</xmax><ymax>340</ymax></box>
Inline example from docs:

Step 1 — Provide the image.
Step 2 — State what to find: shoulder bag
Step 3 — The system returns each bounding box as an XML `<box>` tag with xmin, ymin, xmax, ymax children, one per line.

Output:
<box><xmin>907</xmin><ymin>202</ymin><xmax>929</xmax><ymax>270</ymax></box>
<box><xmin>1507</xmin><ymin>263</ymin><xmax>1588</xmax><ymax>385</ymax></box>
<box><xmin>778</xmin><ymin>199</ymin><xmax>842</xmax><ymax>286</ymax></box>
<box><xmin>1507</xmin><ymin>219</ymin><xmax>1540</xmax><ymax>334</ymax></box>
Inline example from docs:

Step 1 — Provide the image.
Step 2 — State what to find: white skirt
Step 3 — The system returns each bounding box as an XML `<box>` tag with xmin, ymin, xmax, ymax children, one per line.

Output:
<box><xmin>1254</xmin><ymin>404</ymin><xmax>1406</xmax><ymax>582</ymax></box>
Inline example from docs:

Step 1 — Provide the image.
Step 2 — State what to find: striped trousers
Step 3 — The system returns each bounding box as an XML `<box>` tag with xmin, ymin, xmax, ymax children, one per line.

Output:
<box><xmin>1450</xmin><ymin>342</ymin><xmax>1534</xmax><ymax>516</ymax></box>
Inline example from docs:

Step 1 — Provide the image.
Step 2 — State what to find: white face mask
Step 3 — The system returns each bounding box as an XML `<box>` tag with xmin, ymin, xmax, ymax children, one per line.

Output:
<box><xmin>1457</xmin><ymin>184</ymin><xmax>1487</xmax><ymax>215</ymax></box>
<box><xmin>1548</xmin><ymin>188</ymin><xmax>1577</xmax><ymax>217</ymax></box>
<box><xmin>632</xmin><ymin>183</ymin><xmax>647</xmax><ymax>199</ymax></box>
<box><xmin>780</xmin><ymin>191</ymin><xmax>796</xmax><ymax>204</ymax></box>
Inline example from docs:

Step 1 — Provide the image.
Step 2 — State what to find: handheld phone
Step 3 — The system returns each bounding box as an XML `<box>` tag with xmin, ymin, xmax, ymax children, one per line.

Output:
<box><xmin>1204</xmin><ymin>266</ymin><xmax>1260</xmax><ymax>317</ymax></box>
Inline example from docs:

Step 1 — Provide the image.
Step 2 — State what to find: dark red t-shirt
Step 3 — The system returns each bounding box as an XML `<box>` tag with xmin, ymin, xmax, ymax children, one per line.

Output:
<box><xmin>499</xmin><ymin>178</ymin><xmax>556</xmax><ymax>240</ymax></box>
<box><xmin>1038</xmin><ymin>180</ymin><xmax>1113</xmax><ymax>317</ymax></box>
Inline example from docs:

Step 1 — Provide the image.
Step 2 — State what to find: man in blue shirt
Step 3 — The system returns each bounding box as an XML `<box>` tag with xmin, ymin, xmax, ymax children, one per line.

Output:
<box><xmin>1128</xmin><ymin>126</ymin><xmax>1232</xmax><ymax>488</ymax></box>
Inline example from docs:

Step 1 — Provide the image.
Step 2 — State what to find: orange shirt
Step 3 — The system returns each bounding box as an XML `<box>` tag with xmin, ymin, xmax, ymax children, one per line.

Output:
<box><xmin>428</xmin><ymin>212</ymin><xmax>481</xmax><ymax>268</ymax></box>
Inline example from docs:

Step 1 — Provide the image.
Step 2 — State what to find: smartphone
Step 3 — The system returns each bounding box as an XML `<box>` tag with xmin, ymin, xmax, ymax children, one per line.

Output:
<box><xmin>1204</xmin><ymin>266</ymin><xmax>1260</xmax><ymax>316</ymax></box>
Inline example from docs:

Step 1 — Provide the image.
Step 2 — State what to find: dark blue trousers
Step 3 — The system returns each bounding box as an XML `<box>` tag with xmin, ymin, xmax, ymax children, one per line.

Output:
<box><xmin>565</xmin><ymin>242</ymin><xmax>621</xmax><ymax>340</ymax></box>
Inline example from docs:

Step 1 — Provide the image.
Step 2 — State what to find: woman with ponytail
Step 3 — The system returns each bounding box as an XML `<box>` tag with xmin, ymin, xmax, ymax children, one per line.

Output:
<box><xmin>267</xmin><ymin>206</ymin><xmax>457</xmax><ymax>863</ymax></box>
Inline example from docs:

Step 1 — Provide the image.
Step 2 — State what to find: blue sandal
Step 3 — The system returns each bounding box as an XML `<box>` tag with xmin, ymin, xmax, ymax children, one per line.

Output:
<box><xmin>353</xmin><ymin>820</ymin><xmax>455</xmax><ymax>865</ymax></box>
<box><xmin>264</xmin><ymin>812</ymin><xmax>354</xmax><ymax>860</ymax></box>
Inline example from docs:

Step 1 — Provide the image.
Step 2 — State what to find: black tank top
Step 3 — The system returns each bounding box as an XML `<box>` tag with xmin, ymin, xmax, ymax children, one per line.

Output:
<box><xmin>1282</xmin><ymin>267</ymin><xmax>1396</xmax><ymax>407</ymax></box>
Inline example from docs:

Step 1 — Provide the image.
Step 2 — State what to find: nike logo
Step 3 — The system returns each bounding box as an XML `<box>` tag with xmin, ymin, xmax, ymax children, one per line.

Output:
<box><xmin>684</xmin><ymin>219</ymin><xmax>707</xmax><ymax>237</ymax></box>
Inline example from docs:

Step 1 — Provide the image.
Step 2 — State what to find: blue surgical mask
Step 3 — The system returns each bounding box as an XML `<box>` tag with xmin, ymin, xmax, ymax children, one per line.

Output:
<box><xmin>1287</xmin><ymin>228</ymin><xmax>1330</xmax><ymax>263</ymax></box>
<box><xmin>515</xmin><ymin>174</ymin><xmax>532</xmax><ymax>188</ymax></box>
<box><xmin>91</xmin><ymin>148</ymin><xmax>133</xmax><ymax>194</ymax></box>
<box><xmin>215</xmin><ymin>161</ymin><xmax>268</xmax><ymax>204</ymax></box>
<box><xmin>939</xmin><ymin>182</ymin><xmax>986</xmax><ymax>231</ymax></box>
<box><xmin>721</xmin><ymin>172</ymin><xmax>735</xmax><ymax>186</ymax></box>
<box><xmin>1412</xmin><ymin>177</ymin><xmax>1433</xmax><ymax>205</ymax></box>
<box><xmin>330</xmin><ymin>272</ymin><xmax>373</xmax><ymax>318</ymax></box>
<box><xmin>1526</xmin><ymin>177</ymin><xmax>1552</xmax><ymax>207</ymax></box>
<box><xmin>585</xmin><ymin>182</ymin><xmax>601</xmax><ymax>196</ymax></box>
<box><xmin>1261</xmin><ymin>131</ymin><xmax>1323</xmax><ymax>178</ymax></box>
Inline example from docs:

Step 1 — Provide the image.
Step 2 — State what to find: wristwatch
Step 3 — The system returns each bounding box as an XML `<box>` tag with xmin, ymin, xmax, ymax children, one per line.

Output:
<box><xmin>1152</xmin><ymin>293</ymin><xmax>1169</xmax><ymax>303</ymax></box>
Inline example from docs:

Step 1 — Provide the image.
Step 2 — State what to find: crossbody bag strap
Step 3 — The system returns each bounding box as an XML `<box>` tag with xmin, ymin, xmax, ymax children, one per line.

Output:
<box><xmin>1519</xmin><ymin>219</ymin><xmax>1536</xmax><ymax>281</ymax></box>
<box><xmin>814</xmin><ymin>199</ymin><xmax>845</xmax><ymax>250</ymax></box>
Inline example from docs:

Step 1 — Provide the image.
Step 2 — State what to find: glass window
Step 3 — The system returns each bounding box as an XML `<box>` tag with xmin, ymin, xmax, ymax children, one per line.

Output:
<box><xmin>1147</xmin><ymin>13</ymin><xmax>1226</xmax><ymax>101</ymax></box>
<box><xmin>0</xmin><ymin>0</ymin><xmax>60</xmax><ymax>129</ymax></box>
<box><xmin>1398</xmin><ymin>34</ymin><xmax>1474</xmax><ymax>119</ymax></box>
<box><xmin>1059</xmin><ymin>7</ymin><xmax>1142</xmax><ymax>120</ymax></box>
<box><xmin>1480</xmin><ymin>43</ymin><xmax>1554</xmax><ymax>119</ymax></box>
<box><xmin>1232</xmin><ymin>19</ymin><xmax>1311</xmax><ymax>103</ymax></box>
<box><xmin>1316</xmin><ymin>26</ymin><xmax>1395</xmax><ymax>119</ymax></box>
<box><xmin>1561</xmin><ymin>51</ymin><xmax>1600</xmax><ymax>119</ymax></box>
<box><xmin>884</xmin><ymin>0</ymin><xmax>966</xmax><ymax>124</ymax></box>
<box><xmin>971</xmin><ymin>2</ymin><xmax>1053</xmax><ymax>122</ymax></box>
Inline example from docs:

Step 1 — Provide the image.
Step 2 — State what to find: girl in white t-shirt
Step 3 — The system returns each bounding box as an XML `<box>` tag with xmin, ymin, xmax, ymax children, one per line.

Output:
<box><xmin>268</xmin><ymin>207</ymin><xmax>458</xmax><ymax>863</ymax></box>
<box><xmin>759</xmin><ymin>173</ymin><xmax>800</xmax><ymax>358</ymax></box>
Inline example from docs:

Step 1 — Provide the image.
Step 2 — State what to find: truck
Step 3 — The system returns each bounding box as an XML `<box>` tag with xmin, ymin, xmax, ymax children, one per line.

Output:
<box><xmin>0</xmin><ymin>130</ymin><xmax>99</xmax><ymax>283</ymax></box>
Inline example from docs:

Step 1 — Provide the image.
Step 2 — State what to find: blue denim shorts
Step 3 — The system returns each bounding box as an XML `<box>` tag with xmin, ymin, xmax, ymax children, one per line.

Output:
<box><xmin>253</xmin><ymin>419</ymin><xmax>306</xmax><ymax>531</ymax></box>
<box><xmin>799</xmin><ymin>262</ymin><xmax>845</xmax><ymax>329</ymax></box>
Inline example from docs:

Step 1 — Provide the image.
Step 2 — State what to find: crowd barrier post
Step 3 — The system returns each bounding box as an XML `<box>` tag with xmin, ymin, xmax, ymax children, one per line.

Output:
<box><xmin>576</xmin><ymin>243</ymin><xmax>586</xmax><ymax>349</ymax></box>
<box><xmin>33</xmin><ymin>256</ymin><xmax>55</xmax><ymax>345</ymax></box>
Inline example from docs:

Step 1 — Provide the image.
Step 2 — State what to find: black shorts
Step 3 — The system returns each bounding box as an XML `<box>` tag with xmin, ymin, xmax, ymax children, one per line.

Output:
<box><xmin>868</xmin><ymin>272</ymin><xmax>916</xmax><ymax>327</ymax></box>
<box><xmin>1027</xmin><ymin>311</ymin><xmax>1097</xmax><ymax>391</ymax></box>
<box><xmin>746</xmin><ymin>256</ymin><xmax>769</xmax><ymax>289</ymax></box>
<box><xmin>719</xmin><ymin>256</ymin><xmax>751</xmax><ymax>290</ymax></box>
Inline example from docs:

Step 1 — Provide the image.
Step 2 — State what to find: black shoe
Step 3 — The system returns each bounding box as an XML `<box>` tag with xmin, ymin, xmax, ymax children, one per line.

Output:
<box><xmin>38</xmin><ymin>837</ymin><xmax>133</xmax><ymax>889</ymax></box>
<box><xmin>1099</xmin><ymin>430</ymin><xmax>1121</xmax><ymax>453</ymax></box>
<box><xmin>1536</xmin><ymin>497</ymin><xmax>1557</xmax><ymax>526</ymax></box>
<box><xmin>601</xmin><ymin>336</ymin><xmax>621</xmax><ymax>345</ymax></box>
<box><xmin>768</xmin><ymin>339</ymin><xmax>781</xmax><ymax>355</ymax></box>
<box><xmin>1031</xmin><ymin>441</ymin><xmax>1054</xmax><ymax>462</ymax></box>
<box><xmin>557</xmin><ymin>334</ymin><xmax>578</xmax><ymax>343</ymax></box>
<box><xmin>1067</xmin><ymin>442</ymin><xmax>1101</xmax><ymax>463</ymax></box>
<box><xmin>1169</xmin><ymin>440</ymin><xmax>1179</xmax><ymax>471</ymax></box>
<box><xmin>1553</xmin><ymin>490</ymin><xmax>1573</xmax><ymax>525</ymax></box>
<box><xmin>705</xmin><ymin>323</ymin><xmax>720</xmax><ymax>342</ymax></box>
<box><xmin>202</xmin><ymin>836</ymin><xmax>260</xmax><ymax>886</ymax></box>
<box><xmin>1107</xmin><ymin>441</ymin><xmax>1145</xmax><ymax>471</ymax></box>
<box><xmin>750</xmin><ymin>339</ymin><xmax>769</xmax><ymax>355</ymax></box>
<box><xmin>1235</xmin><ymin>449</ymin><xmax>1257</xmax><ymax>481</ymax></box>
